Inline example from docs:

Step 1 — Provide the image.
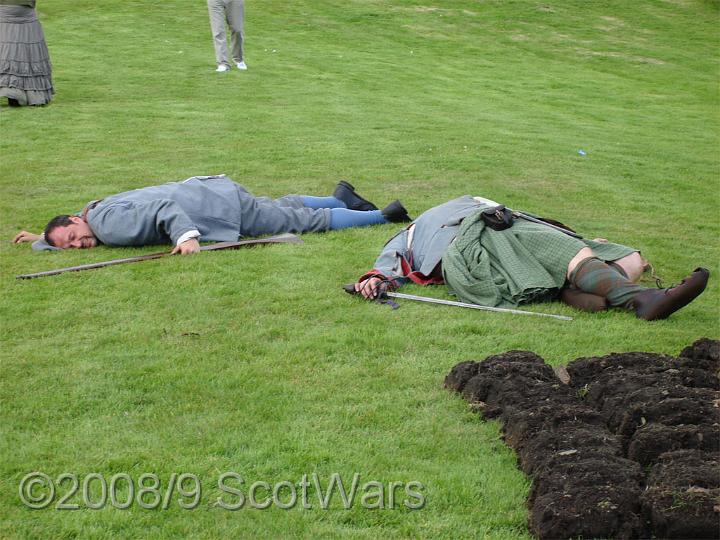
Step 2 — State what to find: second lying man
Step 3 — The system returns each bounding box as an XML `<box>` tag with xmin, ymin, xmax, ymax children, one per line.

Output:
<box><xmin>354</xmin><ymin>196</ymin><xmax>709</xmax><ymax>321</ymax></box>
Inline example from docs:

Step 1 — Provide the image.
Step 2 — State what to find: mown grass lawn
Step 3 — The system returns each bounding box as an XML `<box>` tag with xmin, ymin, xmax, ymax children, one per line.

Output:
<box><xmin>1</xmin><ymin>1</ymin><xmax>718</xmax><ymax>538</ymax></box>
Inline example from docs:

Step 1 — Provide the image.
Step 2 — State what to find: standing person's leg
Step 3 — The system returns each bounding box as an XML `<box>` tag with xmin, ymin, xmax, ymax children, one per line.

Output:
<box><xmin>225</xmin><ymin>0</ymin><xmax>245</xmax><ymax>68</ymax></box>
<box><xmin>207</xmin><ymin>0</ymin><xmax>230</xmax><ymax>69</ymax></box>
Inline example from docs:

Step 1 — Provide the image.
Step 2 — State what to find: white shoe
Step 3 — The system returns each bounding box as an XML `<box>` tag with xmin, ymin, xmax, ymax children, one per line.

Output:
<box><xmin>215</xmin><ymin>64</ymin><xmax>230</xmax><ymax>72</ymax></box>
<box><xmin>236</xmin><ymin>61</ymin><xmax>247</xmax><ymax>70</ymax></box>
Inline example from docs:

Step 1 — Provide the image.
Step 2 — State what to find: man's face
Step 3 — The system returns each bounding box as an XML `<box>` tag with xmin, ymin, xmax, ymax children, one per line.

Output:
<box><xmin>48</xmin><ymin>217</ymin><xmax>98</xmax><ymax>249</ymax></box>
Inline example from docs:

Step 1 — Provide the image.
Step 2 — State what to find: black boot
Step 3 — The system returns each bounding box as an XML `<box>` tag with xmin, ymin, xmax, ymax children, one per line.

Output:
<box><xmin>631</xmin><ymin>268</ymin><xmax>709</xmax><ymax>320</ymax></box>
<box><xmin>382</xmin><ymin>200</ymin><xmax>412</xmax><ymax>223</ymax></box>
<box><xmin>333</xmin><ymin>180</ymin><xmax>378</xmax><ymax>211</ymax></box>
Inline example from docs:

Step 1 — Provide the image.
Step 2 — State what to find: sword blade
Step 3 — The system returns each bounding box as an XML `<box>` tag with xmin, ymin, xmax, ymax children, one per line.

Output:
<box><xmin>16</xmin><ymin>233</ymin><xmax>304</xmax><ymax>279</ymax></box>
<box><xmin>385</xmin><ymin>292</ymin><xmax>573</xmax><ymax>321</ymax></box>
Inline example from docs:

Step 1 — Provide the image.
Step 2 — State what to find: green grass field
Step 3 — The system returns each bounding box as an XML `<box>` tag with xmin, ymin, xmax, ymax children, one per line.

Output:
<box><xmin>1</xmin><ymin>1</ymin><xmax>718</xmax><ymax>538</ymax></box>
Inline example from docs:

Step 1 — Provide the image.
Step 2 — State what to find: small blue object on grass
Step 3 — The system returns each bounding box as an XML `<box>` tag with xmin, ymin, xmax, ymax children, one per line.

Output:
<box><xmin>578</xmin><ymin>149</ymin><xmax>587</xmax><ymax>156</ymax></box>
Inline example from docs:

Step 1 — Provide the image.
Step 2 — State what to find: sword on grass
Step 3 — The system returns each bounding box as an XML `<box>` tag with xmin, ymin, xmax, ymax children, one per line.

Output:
<box><xmin>16</xmin><ymin>233</ymin><xmax>303</xmax><ymax>279</ymax></box>
<box><xmin>343</xmin><ymin>283</ymin><xmax>572</xmax><ymax>321</ymax></box>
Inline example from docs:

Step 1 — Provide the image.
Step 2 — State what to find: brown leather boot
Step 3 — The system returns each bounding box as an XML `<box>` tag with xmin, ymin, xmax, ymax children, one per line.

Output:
<box><xmin>631</xmin><ymin>268</ymin><xmax>709</xmax><ymax>321</ymax></box>
<box><xmin>560</xmin><ymin>288</ymin><xmax>608</xmax><ymax>312</ymax></box>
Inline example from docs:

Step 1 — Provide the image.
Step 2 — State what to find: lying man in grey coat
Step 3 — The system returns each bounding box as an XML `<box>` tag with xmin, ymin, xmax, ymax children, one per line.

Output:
<box><xmin>13</xmin><ymin>175</ymin><xmax>411</xmax><ymax>254</ymax></box>
<box><xmin>352</xmin><ymin>196</ymin><xmax>709</xmax><ymax>321</ymax></box>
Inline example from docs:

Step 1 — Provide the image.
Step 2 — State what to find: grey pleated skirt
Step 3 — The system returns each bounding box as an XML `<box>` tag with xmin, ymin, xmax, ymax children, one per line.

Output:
<box><xmin>0</xmin><ymin>4</ymin><xmax>53</xmax><ymax>106</ymax></box>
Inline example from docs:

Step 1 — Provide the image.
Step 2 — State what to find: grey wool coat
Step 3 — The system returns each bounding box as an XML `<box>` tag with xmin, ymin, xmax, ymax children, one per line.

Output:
<box><xmin>360</xmin><ymin>196</ymin><xmax>496</xmax><ymax>286</ymax></box>
<box><xmin>33</xmin><ymin>175</ymin><xmax>330</xmax><ymax>250</ymax></box>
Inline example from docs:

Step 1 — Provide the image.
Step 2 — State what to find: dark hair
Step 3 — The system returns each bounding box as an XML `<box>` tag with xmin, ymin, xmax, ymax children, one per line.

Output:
<box><xmin>43</xmin><ymin>215</ymin><xmax>74</xmax><ymax>247</ymax></box>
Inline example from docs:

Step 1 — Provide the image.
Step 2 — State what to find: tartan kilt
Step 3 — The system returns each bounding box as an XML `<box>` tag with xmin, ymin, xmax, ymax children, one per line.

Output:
<box><xmin>442</xmin><ymin>211</ymin><xmax>637</xmax><ymax>307</ymax></box>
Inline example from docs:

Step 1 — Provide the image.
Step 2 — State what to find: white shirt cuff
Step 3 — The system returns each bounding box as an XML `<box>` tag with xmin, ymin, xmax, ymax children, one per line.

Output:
<box><xmin>176</xmin><ymin>230</ymin><xmax>201</xmax><ymax>246</ymax></box>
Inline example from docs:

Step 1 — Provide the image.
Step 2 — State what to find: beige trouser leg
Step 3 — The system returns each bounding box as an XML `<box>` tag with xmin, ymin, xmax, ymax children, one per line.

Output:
<box><xmin>207</xmin><ymin>0</ymin><xmax>244</xmax><ymax>66</ymax></box>
<box><xmin>226</xmin><ymin>0</ymin><xmax>245</xmax><ymax>63</ymax></box>
<box><xmin>207</xmin><ymin>0</ymin><xmax>230</xmax><ymax>66</ymax></box>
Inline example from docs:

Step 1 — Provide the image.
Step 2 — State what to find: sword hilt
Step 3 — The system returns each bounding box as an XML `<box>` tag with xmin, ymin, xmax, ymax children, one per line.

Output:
<box><xmin>342</xmin><ymin>281</ymin><xmax>399</xmax><ymax>309</ymax></box>
<box><xmin>376</xmin><ymin>281</ymin><xmax>391</xmax><ymax>299</ymax></box>
<box><xmin>343</xmin><ymin>283</ymin><xmax>359</xmax><ymax>295</ymax></box>
<box><xmin>342</xmin><ymin>281</ymin><xmax>390</xmax><ymax>297</ymax></box>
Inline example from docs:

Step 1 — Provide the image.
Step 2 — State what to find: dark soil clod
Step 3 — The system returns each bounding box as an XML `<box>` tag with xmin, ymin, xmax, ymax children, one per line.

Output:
<box><xmin>641</xmin><ymin>449</ymin><xmax>720</xmax><ymax>539</ymax></box>
<box><xmin>446</xmin><ymin>338</ymin><xmax>720</xmax><ymax>540</ymax></box>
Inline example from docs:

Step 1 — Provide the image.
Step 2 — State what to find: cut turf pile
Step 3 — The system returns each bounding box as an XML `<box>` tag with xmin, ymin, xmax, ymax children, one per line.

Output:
<box><xmin>445</xmin><ymin>338</ymin><xmax>719</xmax><ymax>539</ymax></box>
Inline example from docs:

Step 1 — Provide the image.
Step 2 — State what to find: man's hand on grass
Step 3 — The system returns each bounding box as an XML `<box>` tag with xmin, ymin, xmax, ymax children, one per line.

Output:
<box><xmin>171</xmin><ymin>238</ymin><xmax>201</xmax><ymax>255</ymax></box>
<box><xmin>355</xmin><ymin>277</ymin><xmax>387</xmax><ymax>299</ymax></box>
<box><xmin>13</xmin><ymin>231</ymin><xmax>41</xmax><ymax>244</ymax></box>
